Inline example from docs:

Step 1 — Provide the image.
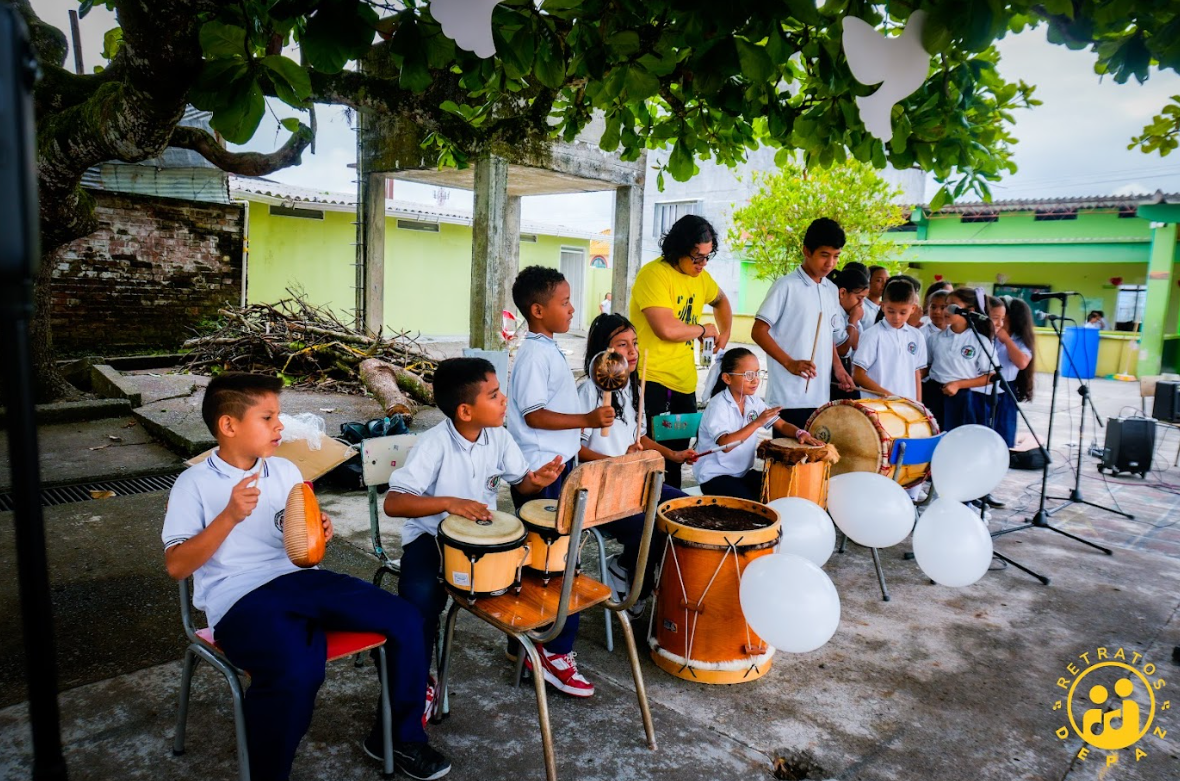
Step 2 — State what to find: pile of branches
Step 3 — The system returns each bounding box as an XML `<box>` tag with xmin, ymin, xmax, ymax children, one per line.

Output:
<box><xmin>182</xmin><ymin>293</ymin><xmax>436</xmax><ymax>413</ymax></box>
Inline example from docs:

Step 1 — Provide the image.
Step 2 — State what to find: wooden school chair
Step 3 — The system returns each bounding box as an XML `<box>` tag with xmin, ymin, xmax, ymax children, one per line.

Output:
<box><xmin>435</xmin><ymin>450</ymin><xmax>666</xmax><ymax>781</ymax></box>
<box><xmin>172</xmin><ymin>579</ymin><xmax>395</xmax><ymax>780</ymax></box>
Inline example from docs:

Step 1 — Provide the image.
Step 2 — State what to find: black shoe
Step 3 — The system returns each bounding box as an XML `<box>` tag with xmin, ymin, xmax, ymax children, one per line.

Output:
<box><xmin>394</xmin><ymin>741</ymin><xmax>451</xmax><ymax>780</ymax></box>
<box><xmin>983</xmin><ymin>494</ymin><xmax>1006</xmax><ymax>509</ymax></box>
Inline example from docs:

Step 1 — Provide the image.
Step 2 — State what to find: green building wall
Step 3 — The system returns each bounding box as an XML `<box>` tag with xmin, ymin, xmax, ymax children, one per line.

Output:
<box><xmin>245</xmin><ymin>199</ymin><xmax>596</xmax><ymax>337</ymax></box>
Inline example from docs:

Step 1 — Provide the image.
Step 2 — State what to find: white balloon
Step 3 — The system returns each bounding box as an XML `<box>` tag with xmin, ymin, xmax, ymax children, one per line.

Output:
<box><xmin>739</xmin><ymin>553</ymin><xmax>840</xmax><ymax>653</ymax></box>
<box><xmin>767</xmin><ymin>497</ymin><xmax>836</xmax><ymax>567</ymax></box>
<box><xmin>912</xmin><ymin>498</ymin><xmax>994</xmax><ymax>587</ymax></box>
<box><xmin>930</xmin><ymin>424</ymin><xmax>1009</xmax><ymax>502</ymax></box>
<box><xmin>825</xmin><ymin>472</ymin><xmax>915</xmax><ymax>548</ymax></box>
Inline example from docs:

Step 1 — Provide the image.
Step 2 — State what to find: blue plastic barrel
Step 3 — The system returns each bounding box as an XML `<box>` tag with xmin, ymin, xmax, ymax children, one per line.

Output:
<box><xmin>1060</xmin><ymin>326</ymin><xmax>1099</xmax><ymax>379</ymax></box>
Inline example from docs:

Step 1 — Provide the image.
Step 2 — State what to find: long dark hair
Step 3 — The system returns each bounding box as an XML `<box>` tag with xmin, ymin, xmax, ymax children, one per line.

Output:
<box><xmin>584</xmin><ymin>313</ymin><xmax>640</xmax><ymax>421</ymax></box>
<box><xmin>1005</xmin><ymin>297</ymin><xmax>1036</xmax><ymax>402</ymax></box>
<box><xmin>948</xmin><ymin>287</ymin><xmax>993</xmax><ymax>338</ymax></box>
<box><xmin>660</xmin><ymin>215</ymin><xmax>719</xmax><ymax>265</ymax></box>
<box><xmin>830</xmin><ymin>262</ymin><xmax>869</xmax><ymax>293</ymax></box>
<box><xmin>709</xmin><ymin>347</ymin><xmax>755</xmax><ymax>398</ymax></box>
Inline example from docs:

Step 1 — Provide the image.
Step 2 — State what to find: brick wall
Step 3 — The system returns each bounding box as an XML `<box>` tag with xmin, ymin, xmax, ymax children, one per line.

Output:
<box><xmin>50</xmin><ymin>190</ymin><xmax>244</xmax><ymax>353</ymax></box>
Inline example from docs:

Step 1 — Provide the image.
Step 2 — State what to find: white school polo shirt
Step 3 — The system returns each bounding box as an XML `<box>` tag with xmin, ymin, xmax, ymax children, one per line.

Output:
<box><xmin>974</xmin><ymin>336</ymin><xmax>1031</xmax><ymax>395</ymax></box>
<box><xmin>577</xmin><ymin>379</ymin><xmax>646</xmax><ymax>457</ymax></box>
<box><xmin>507</xmin><ymin>332</ymin><xmax>583</xmax><ymax>470</ymax></box>
<box><xmin>162</xmin><ymin>451</ymin><xmax>304</xmax><ymax>632</ymax></box>
<box><xmin>853</xmin><ymin>321</ymin><xmax>928</xmax><ymax>401</ymax></box>
<box><xmin>388</xmin><ymin>419</ymin><xmax>531</xmax><ymax>547</ymax></box>
<box><xmin>755</xmin><ymin>268</ymin><xmax>848</xmax><ymax>410</ymax></box>
<box><xmin>928</xmin><ymin>327</ymin><xmax>996</xmax><ymax>385</ymax></box>
<box><xmin>693</xmin><ymin>391</ymin><xmax>774</xmax><ymax>485</ymax></box>
<box><xmin>861</xmin><ymin>298</ymin><xmax>881</xmax><ymax>329</ymax></box>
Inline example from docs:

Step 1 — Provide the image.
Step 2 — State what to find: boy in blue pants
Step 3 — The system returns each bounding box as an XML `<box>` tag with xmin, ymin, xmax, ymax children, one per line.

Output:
<box><xmin>163</xmin><ymin>373</ymin><xmax>449</xmax><ymax>781</ymax></box>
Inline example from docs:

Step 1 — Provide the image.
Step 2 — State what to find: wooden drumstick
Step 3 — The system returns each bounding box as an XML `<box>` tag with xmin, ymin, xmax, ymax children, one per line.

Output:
<box><xmin>635</xmin><ymin>349</ymin><xmax>648</xmax><ymax>448</ymax></box>
<box><xmin>601</xmin><ymin>390</ymin><xmax>613</xmax><ymax>437</ymax></box>
<box><xmin>804</xmin><ymin>310</ymin><xmax>823</xmax><ymax>393</ymax></box>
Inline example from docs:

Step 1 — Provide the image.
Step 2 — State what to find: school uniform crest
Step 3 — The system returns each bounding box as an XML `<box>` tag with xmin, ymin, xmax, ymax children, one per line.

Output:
<box><xmin>961</xmin><ymin>346</ymin><xmax>977</xmax><ymax>359</ymax></box>
<box><xmin>486</xmin><ymin>475</ymin><xmax>502</xmax><ymax>491</ymax></box>
<box><xmin>907</xmin><ymin>341</ymin><xmax>918</xmax><ymax>354</ymax></box>
<box><xmin>273</xmin><ymin>508</ymin><xmax>284</xmax><ymax>532</ymax></box>
<box><xmin>831</xmin><ymin>313</ymin><xmax>843</xmax><ymax>329</ymax></box>
<box><xmin>747</xmin><ymin>410</ymin><xmax>758</xmax><ymax>423</ymax></box>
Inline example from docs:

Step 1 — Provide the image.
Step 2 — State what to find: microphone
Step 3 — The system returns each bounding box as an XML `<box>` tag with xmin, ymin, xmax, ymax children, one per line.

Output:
<box><xmin>1030</xmin><ymin>291</ymin><xmax>1077</xmax><ymax>302</ymax></box>
<box><xmin>1034</xmin><ymin>311</ymin><xmax>1064</xmax><ymax>324</ymax></box>
<box><xmin>946</xmin><ymin>304</ymin><xmax>990</xmax><ymax>325</ymax></box>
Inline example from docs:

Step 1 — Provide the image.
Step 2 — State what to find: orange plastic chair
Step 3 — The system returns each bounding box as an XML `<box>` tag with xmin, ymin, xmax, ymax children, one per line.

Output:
<box><xmin>172</xmin><ymin>579</ymin><xmax>395</xmax><ymax>780</ymax></box>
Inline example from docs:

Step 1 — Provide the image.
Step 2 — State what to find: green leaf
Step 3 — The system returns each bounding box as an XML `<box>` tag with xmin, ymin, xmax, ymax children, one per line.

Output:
<box><xmin>301</xmin><ymin>1</ymin><xmax>377</xmax><ymax>74</ymax></box>
<box><xmin>606</xmin><ymin>31</ymin><xmax>641</xmax><ymax>58</ymax></box>
<box><xmin>735</xmin><ymin>39</ymin><xmax>773</xmax><ymax>82</ymax></box>
<box><xmin>262</xmin><ymin>55</ymin><xmax>312</xmax><ymax>107</ymax></box>
<box><xmin>498</xmin><ymin>25</ymin><xmax>536</xmax><ymax>80</ymax></box>
<box><xmin>534</xmin><ymin>33</ymin><xmax>566</xmax><ymax>89</ymax></box>
<box><xmin>189</xmin><ymin>58</ymin><xmax>250</xmax><ymax>111</ymax></box>
<box><xmin>211</xmin><ymin>76</ymin><xmax>266</xmax><ymax>144</ymax></box>
<box><xmin>200</xmin><ymin>21</ymin><xmax>247</xmax><ymax>58</ymax></box>
<box><xmin>667</xmin><ymin>139</ymin><xmax>695</xmax><ymax>181</ymax></box>
<box><xmin>280</xmin><ymin>117</ymin><xmax>303</xmax><ymax>133</ymax></box>
<box><xmin>78</xmin><ymin>0</ymin><xmax>95</xmax><ymax>20</ymax></box>
<box><xmin>101</xmin><ymin>27</ymin><xmax>122</xmax><ymax>61</ymax></box>
<box><xmin>600</xmin><ymin>114</ymin><xmax>622</xmax><ymax>151</ymax></box>
<box><xmin>783</xmin><ymin>0</ymin><xmax>822</xmax><ymax>26</ymax></box>
<box><xmin>929</xmin><ymin>185</ymin><xmax>951</xmax><ymax>212</ymax></box>
<box><xmin>622</xmin><ymin>66</ymin><xmax>659</xmax><ymax>100</ymax></box>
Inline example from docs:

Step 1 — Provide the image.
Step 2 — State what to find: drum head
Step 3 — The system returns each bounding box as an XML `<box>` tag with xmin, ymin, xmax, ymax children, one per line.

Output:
<box><xmin>807</xmin><ymin>402</ymin><xmax>884</xmax><ymax>476</ymax></box>
<box><xmin>757</xmin><ymin>438</ymin><xmax>840</xmax><ymax>465</ymax></box>
<box><xmin>440</xmin><ymin>511</ymin><xmax>524</xmax><ymax>547</ymax></box>
<box><xmin>519</xmin><ymin>499</ymin><xmax>559</xmax><ymax>530</ymax></box>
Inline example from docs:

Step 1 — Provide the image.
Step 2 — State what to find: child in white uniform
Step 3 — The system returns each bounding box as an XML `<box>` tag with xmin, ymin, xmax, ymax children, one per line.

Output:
<box><xmin>853</xmin><ymin>279</ymin><xmax>928</xmax><ymax>403</ymax></box>
<box><xmin>694</xmin><ymin>348</ymin><xmax>820</xmax><ymax>501</ymax></box>
<box><xmin>927</xmin><ymin>288</ymin><xmax>995</xmax><ymax>431</ymax></box>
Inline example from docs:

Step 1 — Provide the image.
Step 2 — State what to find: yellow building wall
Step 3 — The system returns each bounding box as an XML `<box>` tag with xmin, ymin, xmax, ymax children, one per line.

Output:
<box><xmin>246</xmin><ymin>201</ymin><xmax>593</xmax><ymax>336</ymax></box>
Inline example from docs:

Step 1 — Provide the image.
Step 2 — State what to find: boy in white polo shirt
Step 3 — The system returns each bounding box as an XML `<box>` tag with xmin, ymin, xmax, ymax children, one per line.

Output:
<box><xmin>853</xmin><ymin>278</ymin><xmax>929</xmax><ymax>403</ymax></box>
<box><xmin>753</xmin><ymin>218</ymin><xmax>855</xmax><ymax>430</ymax></box>
<box><xmin>162</xmin><ymin>373</ymin><xmax>450</xmax><ymax>781</ymax></box>
<box><xmin>384</xmin><ymin>358</ymin><xmax>575</xmax><ymax>693</ymax></box>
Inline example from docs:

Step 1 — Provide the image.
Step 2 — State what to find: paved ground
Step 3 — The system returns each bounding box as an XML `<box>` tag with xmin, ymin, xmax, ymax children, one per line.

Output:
<box><xmin>1</xmin><ymin>354</ymin><xmax>1179</xmax><ymax>781</ymax></box>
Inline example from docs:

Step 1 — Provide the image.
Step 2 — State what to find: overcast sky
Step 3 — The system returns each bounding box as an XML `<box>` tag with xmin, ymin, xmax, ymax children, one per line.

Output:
<box><xmin>43</xmin><ymin>1</ymin><xmax>1180</xmax><ymax>230</ymax></box>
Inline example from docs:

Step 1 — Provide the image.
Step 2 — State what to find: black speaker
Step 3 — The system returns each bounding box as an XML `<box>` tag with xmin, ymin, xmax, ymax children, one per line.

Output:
<box><xmin>1099</xmin><ymin>417</ymin><xmax>1155</xmax><ymax>478</ymax></box>
<box><xmin>1153</xmin><ymin>381</ymin><xmax>1180</xmax><ymax>423</ymax></box>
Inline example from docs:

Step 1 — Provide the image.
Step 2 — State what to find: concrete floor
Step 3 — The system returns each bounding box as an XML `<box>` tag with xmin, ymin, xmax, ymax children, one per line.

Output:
<box><xmin>1</xmin><ymin>355</ymin><xmax>1179</xmax><ymax>780</ymax></box>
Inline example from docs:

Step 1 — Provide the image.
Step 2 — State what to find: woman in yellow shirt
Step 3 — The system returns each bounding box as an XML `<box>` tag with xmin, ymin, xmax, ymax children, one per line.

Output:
<box><xmin>629</xmin><ymin>215</ymin><xmax>733</xmax><ymax>488</ymax></box>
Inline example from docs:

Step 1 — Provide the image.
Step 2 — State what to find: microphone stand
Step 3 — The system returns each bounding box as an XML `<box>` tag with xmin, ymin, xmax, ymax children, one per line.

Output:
<box><xmin>991</xmin><ymin>297</ymin><xmax>1117</xmax><ymax>577</ymax></box>
<box><xmin>959</xmin><ymin>312</ymin><xmax>1052</xmax><ymax>584</ymax></box>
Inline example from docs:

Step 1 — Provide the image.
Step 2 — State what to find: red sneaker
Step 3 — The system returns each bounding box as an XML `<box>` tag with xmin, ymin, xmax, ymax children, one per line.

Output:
<box><xmin>423</xmin><ymin>674</ymin><xmax>437</xmax><ymax>727</ymax></box>
<box><xmin>526</xmin><ymin>648</ymin><xmax>595</xmax><ymax>698</ymax></box>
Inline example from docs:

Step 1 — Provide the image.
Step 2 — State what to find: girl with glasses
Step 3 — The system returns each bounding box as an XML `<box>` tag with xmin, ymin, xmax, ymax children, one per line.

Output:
<box><xmin>694</xmin><ymin>348</ymin><xmax>820</xmax><ymax>501</ymax></box>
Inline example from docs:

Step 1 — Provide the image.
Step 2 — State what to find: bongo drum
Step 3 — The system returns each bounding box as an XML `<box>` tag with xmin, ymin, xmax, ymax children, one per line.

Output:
<box><xmin>518</xmin><ymin>499</ymin><xmax>573</xmax><ymax>584</ymax></box>
<box><xmin>805</xmin><ymin>398</ymin><xmax>938</xmax><ymax>488</ymax></box>
<box><xmin>757</xmin><ymin>439</ymin><xmax>840</xmax><ymax>507</ymax></box>
<box><xmin>437</xmin><ymin>511</ymin><xmax>529</xmax><ymax>604</ymax></box>
<box><xmin>649</xmin><ymin>496</ymin><xmax>781</xmax><ymax>684</ymax></box>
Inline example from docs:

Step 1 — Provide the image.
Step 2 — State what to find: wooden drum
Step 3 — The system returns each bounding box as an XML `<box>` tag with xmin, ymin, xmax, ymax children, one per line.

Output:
<box><xmin>518</xmin><ymin>499</ymin><xmax>572</xmax><ymax>583</ymax></box>
<box><xmin>805</xmin><ymin>398</ymin><xmax>938</xmax><ymax>488</ymax></box>
<box><xmin>649</xmin><ymin>496</ymin><xmax>781</xmax><ymax>685</ymax></box>
<box><xmin>757</xmin><ymin>439</ymin><xmax>840</xmax><ymax>508</ymax></box>
<box><xmin>437</xmin><ymin>511</ymin><xmax>529</xmax><ymax>604</ymax></box>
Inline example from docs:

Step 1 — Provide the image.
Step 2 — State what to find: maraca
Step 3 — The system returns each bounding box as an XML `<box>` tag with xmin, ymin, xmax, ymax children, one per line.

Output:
<box><xmin>589</xmin><ymin>349</ymin><xmax>629</xmax><ymax>436</ymax></box>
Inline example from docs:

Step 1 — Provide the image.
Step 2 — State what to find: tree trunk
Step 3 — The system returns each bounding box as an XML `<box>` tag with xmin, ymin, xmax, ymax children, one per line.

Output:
<box><xmin>390</xmin><ymin>365</ymin><xmax>434</xmax><ymax>406</ymax></box>
<box><xmin>31</xmin><ymin>248</ymin><xmax>76</xmax><ymax>403</ymax></box>
<box><xmin>359</xmin><ymin>359</ymin><xmax>415</xmax><ymax>419</ymax></box>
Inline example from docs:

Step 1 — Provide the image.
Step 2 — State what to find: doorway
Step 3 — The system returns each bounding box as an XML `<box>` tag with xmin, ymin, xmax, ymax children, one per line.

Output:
<box><xmin>560</xmin><ymin>246</ymin><xmax>587</xmax><ymax>331</ymax></box>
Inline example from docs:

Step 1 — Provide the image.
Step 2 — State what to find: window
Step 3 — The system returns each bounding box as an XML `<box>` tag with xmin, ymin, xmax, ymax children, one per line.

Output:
<box><xmin>1033</xmin><ymin>210</ymin><xmax>1077</xmax><ymax>221</ymax></box>
<box><xmin>1118</xmin><ymin>207</ymin><xmax>1138</xmax><ymax>219</ymax></box>
<box><xmin>1116</xmin><ymin>285</ymin><xmax>1147</xmax><ymax>328</ymax></box>
<box><xmin>960</xmin><ymin>213</ymin><xmax>998</xmax><ymax>223</ymax></box>
<box><xmin>270</xmin><ymin>204</ymin><xmax>323</xmax><ymax>220</ymax></box>
<box><xmin>653</xmin><ymin>200</ymin><xmax>703</xmax><ymax>238</ymax></box>
<box><xmin>519</xmin><ymin>234</ymin><xmax>538</xmax><ymax>243</ymax></box>
<box><xmin>396</xmin><ymin>219</ymin><xmax>440</xmax><ymax>232</ymax></box>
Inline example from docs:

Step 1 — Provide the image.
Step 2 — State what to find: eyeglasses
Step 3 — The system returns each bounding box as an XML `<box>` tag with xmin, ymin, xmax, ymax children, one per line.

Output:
<box><xmin>726</xmin><ymin>370</ymin><xmax>767</xmax><ymax>382</ymax></box>
<box><xmin>687</xmin><ymin>250</ymin><xmax>717</xmax><ymax>264</ymax></box>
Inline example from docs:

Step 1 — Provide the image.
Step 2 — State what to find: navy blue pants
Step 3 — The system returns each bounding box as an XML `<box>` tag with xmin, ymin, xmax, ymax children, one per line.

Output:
<box><xmin>971</xmin><ymin>391</ymin><xmax>1018</xmax><ymax>446</ymax></box>
<box><xmin>942</xmin><ymin>390</ymin><xmax>978</xmax><ymax>430</ymax></box>
<box><xmin>700</xmin><ymin>469</ymin><xmax>763</xmax><ymax>502</ymax></box>
<box><xmin>215</xmin><ymin>569</ymin><xmax>429</xmax><ymax>781</ymax></box>
<box><xmin>399</xmin><ymin>534</ymin><xmax>581</xmax><ymax>655</ymax></box>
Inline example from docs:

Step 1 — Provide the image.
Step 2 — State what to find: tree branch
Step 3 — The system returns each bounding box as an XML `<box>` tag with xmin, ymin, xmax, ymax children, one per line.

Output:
<box><xmin>170</xmin><ymin>125</ymin><xmax>313</xmax><ymax>176</ymax></box>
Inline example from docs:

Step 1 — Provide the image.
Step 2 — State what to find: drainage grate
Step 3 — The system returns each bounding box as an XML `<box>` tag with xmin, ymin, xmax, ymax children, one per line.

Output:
<box><xmin>0</xmin><ymin>470</ymin><xmax>184</xmax><ymax>511</ymax></box>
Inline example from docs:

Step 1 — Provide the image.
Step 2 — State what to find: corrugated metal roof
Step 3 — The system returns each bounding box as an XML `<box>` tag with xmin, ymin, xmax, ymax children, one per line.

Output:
<box><xmin>230</xmin><ymin>176</ymin><xmax>599</xmax><ymax>239</ymax></box>
<box><xmin>924</xmin><ymin>190</ymin><xmax>1180</xmax><ymax>215</ymax></box>
<box><xmin>81</xmin><ymin>108</ymin><xmax>231</xmax><ymax>203</ymax></box>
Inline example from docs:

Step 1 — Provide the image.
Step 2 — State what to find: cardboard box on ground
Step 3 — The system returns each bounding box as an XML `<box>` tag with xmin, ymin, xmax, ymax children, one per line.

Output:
<box><xmin>185</xmin><ymin>438</ymin><xmax>356</xmax><ymax>482</ymax></box>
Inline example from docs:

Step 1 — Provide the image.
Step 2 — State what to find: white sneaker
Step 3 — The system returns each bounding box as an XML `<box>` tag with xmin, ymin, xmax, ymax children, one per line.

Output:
<box><xmin>604</xmin><ymin>554</ymin><xmax>645</xmax><ymax>619</ymax></box>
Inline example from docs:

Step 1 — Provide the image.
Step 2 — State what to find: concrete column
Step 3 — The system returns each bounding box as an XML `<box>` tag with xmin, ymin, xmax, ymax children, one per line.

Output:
<box><xmin>1138</xmin><ymin>221</ymin><xmax>1178</xmax><ymax>375</ymax></box>
<box><xmin>470</xmin><ymin>156</ymin><xmax>516</xmax><ymax>349</ymax></box>
<box><xmin>612</xmin><ymin>184</ymin><xmax>644</xmax><ymax>318</ymax></box>
<box><xmin>362</xmin><ymin>172</ymin><xmax>387</xmax><ymax>338</ymax></box>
